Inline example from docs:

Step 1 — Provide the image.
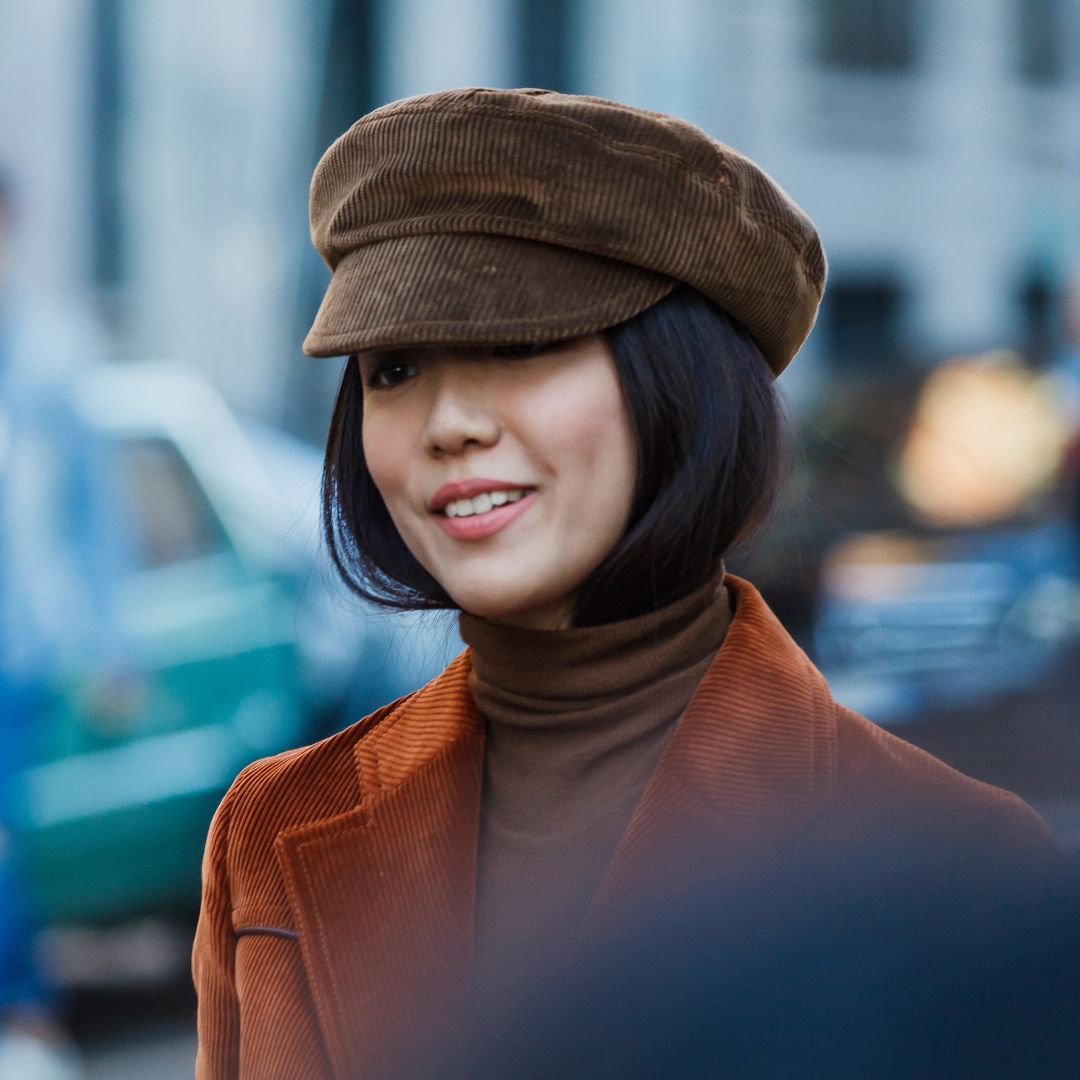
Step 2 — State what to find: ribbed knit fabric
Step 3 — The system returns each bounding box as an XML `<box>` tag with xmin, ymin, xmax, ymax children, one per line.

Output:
<box><xmin>460</xmin><ymin>574</ymin><xmax>731</xmax><ymax>987</ymax></box>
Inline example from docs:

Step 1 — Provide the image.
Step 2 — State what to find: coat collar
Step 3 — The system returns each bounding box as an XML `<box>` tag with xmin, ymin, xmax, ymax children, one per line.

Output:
<box><xmin>275</xmin><ymin>575</ymin><xmax>837</xmax><ymax>1076</ymax></box>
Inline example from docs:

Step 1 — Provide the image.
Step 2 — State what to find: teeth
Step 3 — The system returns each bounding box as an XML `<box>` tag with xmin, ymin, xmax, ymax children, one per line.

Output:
<box><xmin>444</xmin><ymin>489</ymin><xmax>526</xmax><ymax>518</ymax></box>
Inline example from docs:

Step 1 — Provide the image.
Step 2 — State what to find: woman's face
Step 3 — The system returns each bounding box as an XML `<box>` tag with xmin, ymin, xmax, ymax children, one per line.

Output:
<box><xmin>359</xmin><ymin>335</ymin><xmax>637</xmax><ymax>630</ymax></box>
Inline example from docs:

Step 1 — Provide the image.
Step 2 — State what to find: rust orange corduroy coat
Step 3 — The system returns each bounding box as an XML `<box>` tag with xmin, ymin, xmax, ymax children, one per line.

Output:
<box><xmin>192</xmin><ymin>575</ymin><xmax>1055</xmax><ymax>1079</ymax></box>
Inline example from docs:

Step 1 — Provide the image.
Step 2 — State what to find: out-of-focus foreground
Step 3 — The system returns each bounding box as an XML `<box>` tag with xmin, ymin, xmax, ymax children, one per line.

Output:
<box><xmin>0</xmin><ymin>1</ymin><xmax>1079</xmax><ymax>1075</ymax></box>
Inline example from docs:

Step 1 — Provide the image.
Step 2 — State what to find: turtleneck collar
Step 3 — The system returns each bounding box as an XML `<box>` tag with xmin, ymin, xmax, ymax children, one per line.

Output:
<box><xmin>459</xmin><ymin>570</ymin><xmax>731</xmax><ymax>714</ymax></box>
<box><xmin>462</xmin><ymin>569</ymin><xmax>732</xmax><ymax>986</ymax></box>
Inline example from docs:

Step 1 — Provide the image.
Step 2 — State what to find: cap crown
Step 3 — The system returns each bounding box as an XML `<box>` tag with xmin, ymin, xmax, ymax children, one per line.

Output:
<box><xmin>306</xmin><ymin>87</ymin><xmax>826</xmax><ymax>375</ymax></box>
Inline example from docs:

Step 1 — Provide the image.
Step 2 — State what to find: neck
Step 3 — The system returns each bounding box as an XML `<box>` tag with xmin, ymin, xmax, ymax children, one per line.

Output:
<box><xmin>472</xmin><ymin>591</ymin><xmax>579</xmax><ymax>631</ymax></box>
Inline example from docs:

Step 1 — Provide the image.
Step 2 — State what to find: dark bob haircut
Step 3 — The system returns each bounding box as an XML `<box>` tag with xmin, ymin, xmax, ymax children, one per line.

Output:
<box><xmin>322</xmin><ymin>285</ymin><xmax>785</xmax><ymax>627</ymax></box>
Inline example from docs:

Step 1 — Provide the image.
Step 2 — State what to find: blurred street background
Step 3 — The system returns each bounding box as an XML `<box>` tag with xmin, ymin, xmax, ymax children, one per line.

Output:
<box><xmin>0</xmin><ymin>0</ymin><xmax>1079</xmax><ymax>1075</ymax></box>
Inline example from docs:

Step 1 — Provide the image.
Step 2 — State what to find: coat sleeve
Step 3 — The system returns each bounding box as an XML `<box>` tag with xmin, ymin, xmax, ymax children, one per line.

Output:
<box><xmin>193</xmin><ymin>784</ymin><xmax>240</xmax><ymax>1079</ymax></box>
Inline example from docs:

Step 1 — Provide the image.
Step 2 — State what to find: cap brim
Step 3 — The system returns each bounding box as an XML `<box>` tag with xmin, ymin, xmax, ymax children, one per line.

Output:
<box><xmin>302</xmin><ymin>233</ymin><xmax>677</xmax><ymax>357</ymax></box>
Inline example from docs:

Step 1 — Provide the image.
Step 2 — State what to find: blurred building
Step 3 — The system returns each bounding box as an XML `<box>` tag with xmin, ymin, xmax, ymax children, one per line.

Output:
<box><xmin>0</xmin><ymin>0</ymin><xmax>1077</xmax><ymax>434</ymax></box>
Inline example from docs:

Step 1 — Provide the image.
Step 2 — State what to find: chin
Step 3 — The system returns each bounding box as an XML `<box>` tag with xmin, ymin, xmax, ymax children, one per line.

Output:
<box><xmin>455</xmin><ymin>588</ymin><xmax>545</xmax><ymax>622</ymax></box>
<box><xmin>447</xmin><ymin>574</ymin><xmax>572</xmax><ymax>630</ymax></box>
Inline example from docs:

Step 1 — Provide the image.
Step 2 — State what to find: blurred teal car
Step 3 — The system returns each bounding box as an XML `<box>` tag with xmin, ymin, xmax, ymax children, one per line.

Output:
<box><xmin>10</xmin><ymin>362</ymin><xmax>460</xmax><ymax>925</ymax></box>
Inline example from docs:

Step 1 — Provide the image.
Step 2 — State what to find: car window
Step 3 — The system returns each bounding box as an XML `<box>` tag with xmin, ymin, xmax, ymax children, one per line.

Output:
<box><xmin>115</xmin><ymin>436</ymin><xmax>230</xmax><ymax>569</ymax></box>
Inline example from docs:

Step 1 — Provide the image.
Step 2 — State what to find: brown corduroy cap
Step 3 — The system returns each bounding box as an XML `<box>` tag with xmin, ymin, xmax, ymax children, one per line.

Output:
<box><xmin>303</xmin><ymin>87</ymin><xmax>826</xmax><ymax>376</ymax></box>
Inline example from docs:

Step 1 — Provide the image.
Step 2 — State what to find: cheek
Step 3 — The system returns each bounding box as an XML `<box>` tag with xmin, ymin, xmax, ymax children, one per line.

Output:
<box><xmin>572</xmin><ymin>412</ymin><xmax>632</xmax><ymax>480</ymax></box>
<box><xmin>361</xmin><ymin>412</ymin><xmax>408</xmax><ymax>505</ymax></box>
<box><xmin>526</xmin><ymin>377</ymin><xmax>636</xmax><ymax>516</ymax></box>
<box><xmin>584</xmin><ymin>415</ymin><xmax>637</xmax><ymax>526</ymax></box>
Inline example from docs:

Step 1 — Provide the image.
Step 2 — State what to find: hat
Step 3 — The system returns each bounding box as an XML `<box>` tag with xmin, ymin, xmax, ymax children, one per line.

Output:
<box><xmin>303</xmin><ymin>87</ymin><xmax>826</xmax><ymax>376</ymax></box>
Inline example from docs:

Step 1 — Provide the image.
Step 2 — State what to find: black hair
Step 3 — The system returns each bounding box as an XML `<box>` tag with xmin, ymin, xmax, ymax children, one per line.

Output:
<box><xmin>322</xmin><ymin>285</ymin><xmax>785</xmax><ymax>627</ymax></box>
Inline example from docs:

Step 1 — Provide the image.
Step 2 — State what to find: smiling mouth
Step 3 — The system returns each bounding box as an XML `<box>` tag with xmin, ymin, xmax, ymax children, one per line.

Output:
<box><xmin>441</xmin><ymin>488</ymin><xmax>535</xmax><ymax>518</ymax></box>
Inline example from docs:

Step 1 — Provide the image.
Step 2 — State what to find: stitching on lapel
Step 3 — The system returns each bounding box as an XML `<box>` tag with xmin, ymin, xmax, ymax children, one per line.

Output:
<box><xmin>295</xmin><ymin>833</ymin><xmax>348</xmax><ymax>1049</ymax></box>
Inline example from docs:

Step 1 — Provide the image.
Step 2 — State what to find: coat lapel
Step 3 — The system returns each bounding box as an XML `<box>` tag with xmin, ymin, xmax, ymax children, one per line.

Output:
<box><xmin>587</xmin><ymin>575</ymin><xmax>839</xmax><ymax>931</ymax></box>
<box><xmin>275</xmin><ymin>653</ymin><xmax>484</xmax><ymax>1078</ymax></box>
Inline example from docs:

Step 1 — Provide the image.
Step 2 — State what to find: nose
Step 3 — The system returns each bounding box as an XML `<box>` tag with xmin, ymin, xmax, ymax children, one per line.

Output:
<box><xmin>421</xmin><ymin>359</ymin><xmax>501</xmax><ymax>457</ymax></box>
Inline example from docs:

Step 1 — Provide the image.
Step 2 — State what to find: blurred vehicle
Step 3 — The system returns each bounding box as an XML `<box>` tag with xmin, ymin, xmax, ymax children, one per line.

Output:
<box><xmin>10</xmin><ymin>362</ymin><xmax>460</xmax><ymax>928</ymax></box>
<box><xmin>810</xmin><ymin>352</ymin><xmax>1080</xmax><ymax>849</ymax></box>
<box><xmin>815</xmin><ymin>350</ymin><xmax>1079</xmax><ymax>721</ymax></box>
<box><xmin>815</xmin><ymin>522</ymin><xmax>1080</xmax><ymax>725</ymax></box>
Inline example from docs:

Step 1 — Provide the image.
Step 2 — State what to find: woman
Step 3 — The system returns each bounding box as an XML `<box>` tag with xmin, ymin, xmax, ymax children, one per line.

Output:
<box><xmin>194</xmin><ymin>88</ymin><xmax>1057</xmax><ymax>1079</ymax></box>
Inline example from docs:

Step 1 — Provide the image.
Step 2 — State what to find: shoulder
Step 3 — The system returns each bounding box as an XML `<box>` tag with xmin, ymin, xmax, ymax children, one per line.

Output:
<box><xmin>831</xmin><ymin>702</ymin><xmax>1058</xmax><ymax>853</ymax></box>
<box><xmin>207</xmin><ymin>643</ymin><xmax>475</xmax><ymax>859</ymax></box>
<box><xmin>219</xmin><ymin>691</ymin><xmax>416</xmax><ymax>842</ymax></box>
<box><xmin>202</xmin><ymin>689</ymin><xmax>414</xmax><ymax>877</ymax></box>
<box><xmin>718</xmin><ymin>576</ymin><xmax>1057</xmax><ymax>855</ymax></box>
<box><xmin>201</xmin><ymin>648</ymin><xmax>478</xmax><ymax>923</ymax></box>
<box><xmin>198</xmin><ymin>691</ymin><xmax>421</xmax><ymax>928</ymax></box>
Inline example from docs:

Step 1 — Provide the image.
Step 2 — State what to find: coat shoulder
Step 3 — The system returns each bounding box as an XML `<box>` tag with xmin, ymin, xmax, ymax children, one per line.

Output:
<box><xmin>202</xmin><ymin>690</ymin><xmax>419</xmax><ymax>927</ymax></box>
<box><xmin>226</xmin><ymin>691</ymin><xmax>416</xmax><ymax>837</ymax></box>
<box><xmin>833</xmin><ymin>702</ymin><xmax>1057</xmax><ymax>853</ymax></box>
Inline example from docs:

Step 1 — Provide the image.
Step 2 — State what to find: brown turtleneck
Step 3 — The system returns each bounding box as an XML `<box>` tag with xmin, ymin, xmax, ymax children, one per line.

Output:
<box><xmin>459</xmin><ymin>573</ymin><xmax>732</xmax><ymax>984</ymax></box>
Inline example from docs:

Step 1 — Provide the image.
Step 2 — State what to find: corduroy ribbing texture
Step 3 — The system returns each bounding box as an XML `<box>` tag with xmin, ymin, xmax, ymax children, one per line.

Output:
<box><xmin>303</xmin><ymin>87</ymin><xmax>827</xmax><ymax>376</ymax></box>
<box><xmin>193</xmin><ymin>577</ymin><xmax>1059</xmax><ymax>1080</ymax></box>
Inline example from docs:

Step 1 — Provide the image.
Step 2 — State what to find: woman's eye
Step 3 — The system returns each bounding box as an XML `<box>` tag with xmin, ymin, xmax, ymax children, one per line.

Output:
<box><xmin>366</xmin><ymin>361</ymin><xmax>420</xmax><ymax>390</ymax></box>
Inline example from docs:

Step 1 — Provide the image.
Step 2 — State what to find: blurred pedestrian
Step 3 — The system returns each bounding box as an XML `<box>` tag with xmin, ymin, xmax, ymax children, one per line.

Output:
<box><xmin>0</xmin><ymin>170</ymin><xmax>94</xmax><ymax>1079</ymax></box>
<box><xmin>193</xmin><ymin>89</ymin><xmax>1066</xmax><ymax>1079</ymax></box>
